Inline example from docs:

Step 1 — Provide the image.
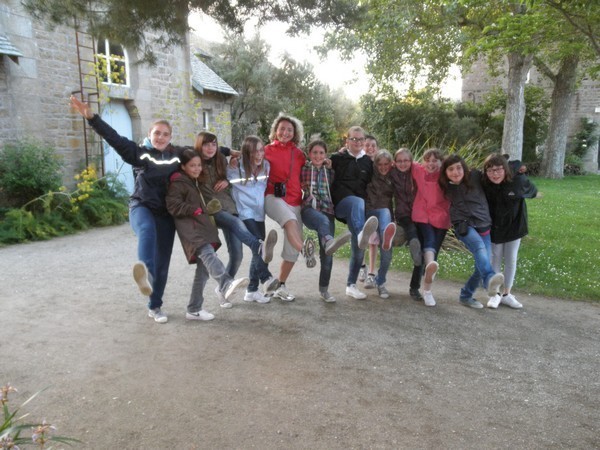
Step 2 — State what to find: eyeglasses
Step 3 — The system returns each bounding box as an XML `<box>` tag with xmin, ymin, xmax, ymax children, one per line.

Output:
<box><xmin>395</xmin><ymin>159</ymin><xmax>411</xmax><ymax>163</ymax></box>
<box><xmin>486</xmin><ymin>167</ymin><xmax>504</xmax><ymax>174</ymax></box>
<box><xmin>347</xmin><ymin>137</ymin><xmax>365</xmax><ymax>143</ymax></box>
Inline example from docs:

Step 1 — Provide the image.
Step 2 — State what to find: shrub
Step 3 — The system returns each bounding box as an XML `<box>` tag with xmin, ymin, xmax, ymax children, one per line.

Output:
<box><xmin>0</xmin><ymin>140</ymin><xmax>63</xmax><ymax>208</ymax></box>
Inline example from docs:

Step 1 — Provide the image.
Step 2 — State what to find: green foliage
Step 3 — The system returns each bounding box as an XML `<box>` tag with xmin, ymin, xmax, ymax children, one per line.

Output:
<box><xmin>0</xmin><ymin>167</ymin><xmax>128</xmax><ymax>246</ymax></box>
<box><xmin>209</xmin><ymin>33</ymin><xmax>359</xmax><ymax>150</ymax></box>
<box><xmin>572</xmin><ymin>118</ymin><xmax>599</xmax><ymax>158</ymax></box>
<box><xmin>0</xmin><ymin>140</ymin><xmax>63</xmax><ymax>208</ymax></box>
<box><xmin>1</xmin><ymin>383</ymin><xmax>81</xmax><ymax>448</ymax></box>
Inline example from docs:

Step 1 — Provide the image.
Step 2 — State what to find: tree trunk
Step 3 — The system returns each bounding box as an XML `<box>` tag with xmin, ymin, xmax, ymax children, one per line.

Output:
<box><xmin>540</xmin><ymin>54</ymin><xmax>580</xmax><ymax>179</ymax></box>
<box><xmin>501</xmin><ymin>52</ymin><xmax>534</xmax><ymax>160</ymax></box>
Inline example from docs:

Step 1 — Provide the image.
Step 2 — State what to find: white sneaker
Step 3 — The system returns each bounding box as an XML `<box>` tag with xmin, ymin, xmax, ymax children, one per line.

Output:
<box><xmin>261</xmin><ymin>229</ymin><xmax>278</xmax><ymax>263</ymax></box>
<box><xmin>224</xmin><ymin>277</ymin><xmax>249</xmax><ymax>301</ymax></box>
<box><xmin>423</xmin><ymin>291</ymin><xmax>436</xmax><ymax>307</ymax></box>
<box><xmin>244</xmin><ymin>290</ymin><xmax>271</xmax><ymax>304</ymax></box>
<box><xmin>357</xmin><ymin>216</ymin><xmax>379</xmax><ymax>250</ymax></box>
<box><xmin>424</xmin><ymin>261</ymin><xmax>439</xmax><ymax>284</ymax></box>
<box><xmin>324</xmin><ymin>230</ymin><xmax>352</xmax><ymax>256</ymax></box>
<box><xmin>364</xmin><ymin>274</ymin><xmax>376</xmax><ymax>289</ymax></box>
<box><xmin>133</xmin><ymin>262</ymin><xmax>153</xmax><ymax>296</ymax></box>
<box><xmin>274</xmin><ymin>284</ymin><xmax>295</xmax><ymax>301</ymax></box>
<box><xmin>319</xmin><ymin>291</ymin><xmax>336</xmax><ymax>303</ymax></box>
<box><xmin>358</xmin><ymin>266</ymin><xmax>367</xmax><ymax>282</ymax></box>
<box><xmin>214</xmin><ymin>286</ymin><xmax>232</xmax><ymax>309</ymax></box>
<box><xmin>487</xmin><ymin>294</ymin><xmax>502</xmax><ymax>309</ymax></box>
<box><xmin>346</xmin><ymin>284</ymin><xmax>366</xmax><ymax>300</ymax></box>
<box><xmin>148</xmin><ymin>308</ymin><xmax>168</xmax><ymax>323</ymax></box>
<box><xmin>261</xmin><ymin>277</ymin><xmax>280</xmax><ymax>295</ymax></box>
<box><xmin>501</xmin><ymin>293</ymin><xmax>523</xmax><ymax>309</ymax></box>
<box><xmin>487</xmin><ymin>273</ymin><xmax>504</xmax><ymax>296</ymax></box>
<box><xmin>186</xmin><ymin>310</ymin><xmax>215</xmax><ymax>321</ymax></box>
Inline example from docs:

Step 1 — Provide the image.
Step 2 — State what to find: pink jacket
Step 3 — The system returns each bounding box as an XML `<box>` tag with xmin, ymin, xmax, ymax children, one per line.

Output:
<box><xmin>411</xmin><ymin>163</ymin><xmax>451</xmax><ymax>229</ymax></box>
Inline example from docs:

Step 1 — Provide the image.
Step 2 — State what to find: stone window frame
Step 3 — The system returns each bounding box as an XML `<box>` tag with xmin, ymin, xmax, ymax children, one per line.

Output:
<box><xmin>96</xmin><ymin>39</ymin><xmax>130</xmax><ymax>87</ymax></box>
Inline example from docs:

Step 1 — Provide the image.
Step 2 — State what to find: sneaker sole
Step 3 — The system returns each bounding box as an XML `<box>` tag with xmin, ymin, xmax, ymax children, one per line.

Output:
<box><xmin>424</xmin><ymin>261</ymin><xmax>439</xmax><ymax>284</ymax></box>
<box><xmin>262</xmin><ymin>229</ymin><xmax>277</xmax><ymax>264</ymax></box>
<box><xmin>382</xmin><ymin>223</ymin><xmax>396</xmax><ymax>251</ymax></box>
<box><xmin>358</xmin><ymin>217</ymin><xmax>379</xmax><ymax>250</ymax></box>
<box><xmin>263</xmin><ymin>278</ymin><xmax>280</xmax><ymax>294</ymax></box>
<box><xmin>133</xmin><ymin>262</ymin><xmax>153</xmax><ymax>297</ymax></box>
<box><xmin>186</xmin><ymin>312</ymin><xmax>214</xmax><ymax>321</ymax></box>
<box><xmin>487</xmin><ymin>273</ymin><xmax>504</xmax><ymax>296</ymax></box>
<box><xmin>303</xmin><ymin>238</ymin><xmax>317</xmax><ymax>268</ymax></box>
<box><xmin>324</xmin><ymin>230</ymin><xmax>352</xmax><ymax>256</ymax></box>
<box><xmin>225</xmin><ymin>277</ymin><xmax>250</xmax><ymax>300</ymax></box>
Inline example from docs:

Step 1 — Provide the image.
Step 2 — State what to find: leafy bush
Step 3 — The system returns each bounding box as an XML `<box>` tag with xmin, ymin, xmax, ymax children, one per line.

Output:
<box><xmin>0</xmin><ymin>166</ymin><xmax>128</xmax><ymax>246</ymax></box>
<box><xmin>0</xmin><ymin>140</ymin><xmax>63</xmax><ymax>208</ymax></box>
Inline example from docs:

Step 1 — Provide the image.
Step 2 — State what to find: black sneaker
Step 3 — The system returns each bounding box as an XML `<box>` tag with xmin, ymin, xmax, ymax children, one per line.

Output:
<box><xmin>409</xmin><ymin>288</ymin><xmax>423</xmax><ymax>301</ymax></box>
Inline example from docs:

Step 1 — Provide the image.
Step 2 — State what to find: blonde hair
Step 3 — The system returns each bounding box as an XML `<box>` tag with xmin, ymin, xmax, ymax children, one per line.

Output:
<box><xmin>374</xmin><ymin>149</ymin><xmax>393</xmax><ymax>164</ymax></box>
<box><xmin>269</xmin><ymin>113</ymin><xmax>304</xmax><ymax>146</ymax></box>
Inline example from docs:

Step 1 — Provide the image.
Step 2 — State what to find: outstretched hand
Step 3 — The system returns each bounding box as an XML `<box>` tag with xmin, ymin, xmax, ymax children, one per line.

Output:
<box><xmin>70</xmin><ymin>95</ymin><xmax>93</xmax><ymax>120</ymax></box>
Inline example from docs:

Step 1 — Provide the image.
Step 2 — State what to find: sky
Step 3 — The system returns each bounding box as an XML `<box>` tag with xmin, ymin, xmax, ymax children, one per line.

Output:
<box><xmin>189</xmin><ymin>13</ymin><xmax>462</xmax><ymax>101</ymax></box>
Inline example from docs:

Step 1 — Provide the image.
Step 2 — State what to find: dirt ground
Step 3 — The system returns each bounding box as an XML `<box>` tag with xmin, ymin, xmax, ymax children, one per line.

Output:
<box><xmin>1</xmin><ymin>223</ymin><xmax>599</xmax><ymax>449</ymax></box>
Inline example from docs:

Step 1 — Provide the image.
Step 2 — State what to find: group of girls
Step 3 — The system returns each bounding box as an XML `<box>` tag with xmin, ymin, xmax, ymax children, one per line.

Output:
<box><xmin>70</xmin><ymin>94</ymin><xmax>537</xmax><ymax>323</ymax></box>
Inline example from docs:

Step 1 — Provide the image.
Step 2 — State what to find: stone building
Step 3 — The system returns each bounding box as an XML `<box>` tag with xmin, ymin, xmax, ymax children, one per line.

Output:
<box><xmin>0</xmin><ymin>0</ymin><xmax>237</xmax><ymax>192</ymax></box>
<box><xmin>462</xmin><ymin>59</ymin><xmax>600</xmax><ymax>171</ymax></box>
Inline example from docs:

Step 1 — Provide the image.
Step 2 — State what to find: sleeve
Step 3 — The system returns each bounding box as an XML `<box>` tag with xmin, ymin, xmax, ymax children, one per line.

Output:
<box><xmin>166</xmin><ymin>182</ymin><xmax>197</xmax><ymax>218</ymax></box>
<box><xmin>88</xmin><ymin>115</ymin><xmax>141</xmax><ymax>166</ymax></box>
<box><xmin>219</xmin><ymin>146</ymin><xmax>231</xmax><ymax>157</ymax></box>
<box><xmin>516</xmin><ymin>175</ymin><xmax>538</xmax><ymax>199</ymax></box>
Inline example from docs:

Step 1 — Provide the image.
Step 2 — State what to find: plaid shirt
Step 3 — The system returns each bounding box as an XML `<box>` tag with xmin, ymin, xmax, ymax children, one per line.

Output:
<box><xmin>300</xmin><ymin>162</ymin><xmax>335</xmax><ymax>215</ymax></box>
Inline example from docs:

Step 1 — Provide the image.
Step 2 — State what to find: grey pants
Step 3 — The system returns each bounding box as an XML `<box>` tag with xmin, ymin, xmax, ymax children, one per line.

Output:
<box><xmin>188</xmin><ymin>244</ymin><xmax>232</xmax><ymax>313</ymax></box>
<box><xmin>491</xmin><ymin>239</ymin><xmax>521</xmax><ymax>291</ymax></box>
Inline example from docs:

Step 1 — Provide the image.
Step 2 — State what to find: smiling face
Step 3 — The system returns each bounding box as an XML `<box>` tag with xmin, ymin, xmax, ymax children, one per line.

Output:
<box><xmin>445</xmin><ymin>162</ymin><xmax>465</xmax><ymax>184</ymax></box>
<box><xmin>395</xmin><ymin>153</ymin><xmax>412</xmax><ymax>173</ymax></box>
<box><xmin>275</xmin><ymin>120</ymin><xmax>295</xmax><ymax>144</ymax></box>
<box><xmin>364</xmin><ymin>138</ymin><xmax>378</xmax><ymax>159</ymax></box>
<box><xmin>376</xmin><ymin>158</ymin><xmax>392</xmax><ymax>176</ymax></box>
<box><xmin>149</xmin><ymin>124</ymin><xmax>172</xmax><ymax>151</ymax></box>
<box><xmin>346</xmin><ymin>130</ymin><xmax>365</xmax><ymax>156</ymax></box>
<box><xmin>182</xmin><ymin>155</ymin><xmax>202</xmax><ymax>180</ymax></box>
<box><xmin>252</xmin><ymin>143</ymin><xmax>265</xmax><ymax>166</ymax></box>
<box><xmin>486</xmin><ymin>165</ymin><xmax>506</xmax><ymax>184</ymax></box>
<box><xmin>200</xmin><ymin>140</ymin><xmax>218</xmax><ymax>160</ymax></box>
<box><xmin>423</xmin><ymin>155</ymin><xmax>442</xmax><ymax>174</ymax></box>
<box><xmin>309</xmin><ymin>144</ymin><xmax>327</xmax><ymax>168</ymax></box>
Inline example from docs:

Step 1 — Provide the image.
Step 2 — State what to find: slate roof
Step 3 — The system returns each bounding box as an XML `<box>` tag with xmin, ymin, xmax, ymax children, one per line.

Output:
<box><xmin>190</xmin><ymin>53</ymin><xmax>237</xmax><ymax>96</ymax></box>
<box><xmin>0</xmin><ymin>33</ymin><xmax>23</xmax><ymax>62</ymax></box>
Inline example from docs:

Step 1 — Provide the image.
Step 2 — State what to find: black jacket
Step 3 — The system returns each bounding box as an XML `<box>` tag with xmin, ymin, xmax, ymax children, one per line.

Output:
<box><xmin>330</xmin><ymin>151</ymin><xmax>373</xmax><ymax>205</ymax></box>
<box><xmin>89</xmin><ymin>115</ymin><xmax>185</xmax><ymax>215</ymax></box>
<box><xmin>445</xmin><ymin>169</ymin><xmax>492</xmax><ymax>231</ymax></box>
<box><xmin>483</xmin><ymin>174</ymin><xmax>537</xmax><ymax>243</ymax></box>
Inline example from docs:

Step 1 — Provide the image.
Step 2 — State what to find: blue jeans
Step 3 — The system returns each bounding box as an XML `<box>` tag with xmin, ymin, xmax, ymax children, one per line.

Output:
<box><xmin>129</xmin><ymin>205</ymin><xmax>175</xmax><ymax>310</ymax></box>
<box><xmin>457</xmin><ymin>227</ymin><xmax>495</xmax><ymax>300</ymax></box>
<box><xmin>243</xmin><ymin>219</ymin><xmax>273</xmax><ymax>292</ymax></box>
<box><xmin>335</xmin><ymin>196</ymin><xmax>366</xmax><ymax>285</ymax></box>
<box><xmin>416</xmin><ymin>222</ymin><xmax>446</xmax><ymax>257</ymax></box>
<box><xmin>214</xmin><ymin>210</ymin><xmax>261</xmax><ymax>278</ymax></box>
<box><xmin>301</xmin><ymin>207</ymin><xmax>334</xmax><ymax>289</ymax></box>
<box><xmin>366</xmin><ymin>208</ymin><xmax>393</xmax><ymax>286</ymax></box>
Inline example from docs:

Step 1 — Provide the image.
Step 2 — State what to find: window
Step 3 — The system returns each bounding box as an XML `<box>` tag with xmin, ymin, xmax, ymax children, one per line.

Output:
<box><xmin>96</xmin><ymin>39</ymin><xmax>129</xmax><ymax>86</ymax></box>
<box><xmin>203</xmin><ymin>111</ymin><xmax>210</xmax><ymax>129</ymax></box>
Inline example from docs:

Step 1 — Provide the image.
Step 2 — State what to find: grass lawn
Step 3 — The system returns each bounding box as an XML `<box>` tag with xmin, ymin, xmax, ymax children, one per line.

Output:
<box><xmin>333</xmin><ymin>174</ymin><xmax>600</xmax><ymax>302</ymax></box>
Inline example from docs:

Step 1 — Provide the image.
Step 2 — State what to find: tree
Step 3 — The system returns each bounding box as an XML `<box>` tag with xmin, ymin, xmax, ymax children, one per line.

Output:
<box><xmin>24</xmin><ymin>0</ymin><xmax>363</xmax><ymax>63</ymax></box>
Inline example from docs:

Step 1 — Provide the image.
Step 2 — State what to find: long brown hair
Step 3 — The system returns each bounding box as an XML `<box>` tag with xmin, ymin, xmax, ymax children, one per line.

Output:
<box><xmin>240</xmin><ymin>135</ymin><xmax>265</xmax><ymax>184</ymax></box>
<box><xmin>194</xmin><ymin>131</ymin><xmax>226</xmax><ymax>181</ymax></box>
<box><xmin>439</xmin><ymin>154</ymin><xmax>471</xmax><ymax>194</ymax></box>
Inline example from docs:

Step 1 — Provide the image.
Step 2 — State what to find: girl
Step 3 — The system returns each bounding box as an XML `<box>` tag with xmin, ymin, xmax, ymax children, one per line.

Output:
<box><xmin>482</xmin><ymin>154</ymin><xmax>539</xmax><ymax>309</ymax></box>
<box><xmin>227</xmin><ymin>135</ymin><xmax>280</xmax><ymax>304</ymax></box>
<box><xmin>390</xmin><ymin>148</ymin><xmax>424</xmax><ymax>302</ymax></box>
<box><xmin>411</xmin><ymin>148</ymin><xmax>451</xmax><ymax>307</ymax></box>
<box><xmin>195</xmin><ymin>132</ymin><xmax>277</xmax><ymax>308</ymax></box>
<box><xmin>438</xmin><ymin>154</ymin><xmax>504</xmax><ymax>309</ymax></box>
<box><xmin>300</xmin><ymin>139</ymin><xmax>352</xmax><ymax>302</ymax></box>
<box><xmin>166</xmin><ymin>149</ymin><xmax>249</xmax><ymax>321</ymax></box>
<box><xmin>70</xmin><ymin>95</ymin><xmax>180</xmax><ymax>323</ymax></box>
<box><xmin>364</xmin><ymin>150</ymin><xmax>398</xmax><ymax>299</ymax></box>
<box><xmin>264</xmin><ymin>113</ymin><xmax>316</xmax><ymax>302</ymax></box>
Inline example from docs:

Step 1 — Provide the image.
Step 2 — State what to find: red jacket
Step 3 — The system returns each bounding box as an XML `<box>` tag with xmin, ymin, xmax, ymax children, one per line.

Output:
<box><xmin>264</xmin><ymin>140</ymin><xmax>306</xmax><ymax>206</ymax></box>
<box><xmin>411</xmin><ymin>163</ymin><xmax>451</xmax><ymax>230</ymax></box>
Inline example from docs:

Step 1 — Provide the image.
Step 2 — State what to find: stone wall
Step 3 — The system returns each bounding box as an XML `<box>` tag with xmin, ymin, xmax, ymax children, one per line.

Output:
<box><xmin>0</xmin><ymin>0</ymin><xmax>233</xmax><ymax>187</ymax></box>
